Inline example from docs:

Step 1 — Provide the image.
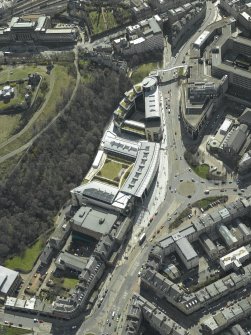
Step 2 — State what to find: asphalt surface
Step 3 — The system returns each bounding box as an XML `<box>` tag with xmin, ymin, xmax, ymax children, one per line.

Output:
<box><xmin>74</xmin><ymin>2</ymin><xmax>247</xmax><ymax>335</ymax></box>
<box><xmin>1</xmin><ymin>1</ymin><xmax>250</xmax><ymax>334</ymax></box>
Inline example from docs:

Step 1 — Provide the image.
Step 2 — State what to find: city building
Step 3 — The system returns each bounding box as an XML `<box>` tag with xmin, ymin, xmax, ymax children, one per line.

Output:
<box><xmin>71</xmin><ymin>180</ymin><xmax>132</xmax><ymax>214</ymax></box>
<box><xmin>201</xmin><ymin>296</ymin><xmax>251</xmax><ymax>334</ymax></box>
<box><xmin>121</xmin><ymin>141</ymin><xmax>160</xmax><ymax>200</ymax></box>
<box><xmin>112</xmin><ymin>16</ymin><xmax>163</xmax><ymax>58</ymax></box>
<box><xmin>55</xmin><ymin>251</ymin><xmax>88</xmax><ymax>273</ymax></box>
<box><xmin>0</xmin><ymin>266</ymin><xmax>21</xmax><ymax>298</ymax></box>
<box><xmin>219</xmin><ymin>246</ymin><xmax>249</xmax><ymax>271</ymax></box>
<box><xmin>180</xmin><ymin>76</ymin><xmax>228</xmax><ymax>139</ymax></box>
<box><xmin>175</xmin><ymin>237</ymin><xmax>199</xmax><ymax>269</ymax></box>
<box><xmin>140</xmin><ymin>198</ymin><xmax>251</xmax><ymax>316</ymax></box>
<box><xmin>221</xmin><ymin>124</ymin><xmax>250</xmax><ymax>161</ymax></box>
<box><xmin>70</xmin><ymin>204</ymin><xmax>119</xmax><ymax>240</ymax></box>
<box><xmin>122</xmin><ymin>293</ymin><xmax>187</xmax><ymax>335</ymax></box>
<box><xmin>168</xmin><ymin>0</ymin><xmax>206</xmax><ymax>47</ymax></box>
<box><xmin>0</xmin><ymin>15</ymin><xmax>78</xmax><ymax>46</ymax></box>
<box><xmin>114</xmin><ymin>76</ymin><xmax>163</xmax><ymax>142</ymax></box>
<box><xmin>142</xmin><ymin>76</ymin><xmax>163</xmax><ymax>142</ymax></box>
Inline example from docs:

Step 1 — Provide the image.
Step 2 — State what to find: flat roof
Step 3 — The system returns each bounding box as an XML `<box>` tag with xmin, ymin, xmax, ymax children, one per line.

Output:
<box><xmin>72</xmin><ymin>181</ymin><xmax>119</xmax><ymax>205</ymax></box>
<box><xmin>45</xmin><ymin>28</ymin><xmax>75</xmax><ymax>34</ymax></box>
<box><xmin>56</xmin><ymin>251</ymin><xmax>87</xmax><ymax>271</ymax></box>
<box><xmin>103</xmin><ymin>130</ymin><xmax>139</xmax><ymax>160</ymax></box>
<box><xmin>220</xmin><ymin>246</ymin><xmax>249</xmax><ymax>267</ymax></box>
<box><xmin>175</xmin><ymin>237</ymin><xmax>198</xmax><ymax>261</ymax></box>
<box><xmin>121</xmin><ymin>141</ymin><xmax>160</xmax><ymax>198</ymax></box>
<box><xmin>72</xmin><ymin>205</ymin><xmax>118</xmax><ymax>236</ymax></box>
<box><xmin>194</xmin><ymin>30</ymin><xmax>210</xmax><ymax>48</ymax></box>
<box><xmin>0</xmin><ymin>266</ymin><xmax>19</xmax><ymax>295</ymax></box>
<box><xmin>144</xmin><ymin>84</ymin><xmax>160</xmax><ymax>120</ymax></box>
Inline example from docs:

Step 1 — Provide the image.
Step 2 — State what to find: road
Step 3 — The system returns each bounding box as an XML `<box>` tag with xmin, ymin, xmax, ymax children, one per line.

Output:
<box><xmin>1</xmin><ymin>1</ymin><xmax>249</xmax><ymax>334</ymax></box>
<box><xmin>74</xmin><ymin>2</ymin><xmax>244</xmax><ymax>335</ymax></box>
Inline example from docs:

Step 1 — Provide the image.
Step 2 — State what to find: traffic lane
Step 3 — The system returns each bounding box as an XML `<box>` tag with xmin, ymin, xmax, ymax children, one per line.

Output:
<box><xmin>101</xmin><ymin>247</ymin><xmax>148</xmax><ymax>330</ymax></box>
<box><xmin>1</xmin><ymin>311</ymin><xmax>50</xmax><ymax>331</ymax></box>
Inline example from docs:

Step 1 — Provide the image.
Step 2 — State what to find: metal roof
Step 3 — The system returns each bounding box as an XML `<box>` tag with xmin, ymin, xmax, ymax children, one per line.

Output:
<box><xmin>0</xmin><ymin>266</ymin><xmax>19</xmax><ymax>295</ymax></box>
<box><xmin>72</xmin><ymin>205</ymin><xmax>118</xmax><ymax>236</ymax></box>
<box><xmin>121</xmin><ymin>141</ymin><xmax>160</xmax><ymax>198</ymax></box>
<box><xmin>175</xmin><ymin>237</ymin><xmax>198</xmax><ymax>261</ymax></box>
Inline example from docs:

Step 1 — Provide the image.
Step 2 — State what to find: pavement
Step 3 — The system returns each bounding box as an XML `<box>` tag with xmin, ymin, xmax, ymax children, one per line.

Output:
<box><xmin>1</xmin><ymin>1</ymin><xmax>250</xmax><ymax>334</ymax></box>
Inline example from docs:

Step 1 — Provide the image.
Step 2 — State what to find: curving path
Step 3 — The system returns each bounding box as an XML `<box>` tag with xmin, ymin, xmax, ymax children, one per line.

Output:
<box><xmin>0</xmin><ymin>47</ymin><xmax>81</xmax><ymax>164</ymax></box>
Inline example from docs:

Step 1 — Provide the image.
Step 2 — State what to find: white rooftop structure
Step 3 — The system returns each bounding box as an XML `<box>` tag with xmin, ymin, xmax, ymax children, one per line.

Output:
<box><xmin>193</xmin><ymin>30</ymin><xmax>210</xmax><ymax>48</ymax></box>
<box><xmin>219</xmin><ymin>118</ymin><xmax>233</xmax><ymax>135</ymax></box>
<box><xmin>121</xmin><ymin>141</ymin><xmax>160</xmax><ymax>198</ymax></box>
<box><xmin>92</xmin><ymin>150</ymin><xmax>104</xmax><ymax>169</ymax></box>
<box><xmin>0</xmin><ymin>266</ymin><xmax>19</xmax><ymax>295</ymax></box>
<box><xmin>102</xmin><ymin>130</ymin><xmax>139</xmax><ymax>160</ymax></box>
<box><xmin>220</xmin><ymin>246</ymin><xmax>249</xmax><ymax>271</ymax></box>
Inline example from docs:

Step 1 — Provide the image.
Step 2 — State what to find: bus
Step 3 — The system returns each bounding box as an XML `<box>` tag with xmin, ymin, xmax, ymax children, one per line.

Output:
<box><xmin>139</xmin><ymin>233</ymin><xmax>146</xmax><ymax>245</ymax></box>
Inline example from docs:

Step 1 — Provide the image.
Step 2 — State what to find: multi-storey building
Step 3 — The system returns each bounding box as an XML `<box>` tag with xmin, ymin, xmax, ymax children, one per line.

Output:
<box><xmin>0</xmin><ymin>15</ymin><xmax>78</xmax><ymax>45</ymax></box>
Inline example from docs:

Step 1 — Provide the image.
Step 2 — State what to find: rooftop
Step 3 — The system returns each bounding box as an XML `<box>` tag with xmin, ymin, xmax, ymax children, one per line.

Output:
<box><xmin>72</xmin><ymin>205</ymin><xmax>118</xmax><ymax>237</ymax></box>
<box><xmin>121</xmin><ymin>141</ymin><xmax>160</xmax><ymax>198</ymax></box>
<box><xmin>0</xmin><ymin>266</ymin><xmax>19</xmax><ymax>295</ymax></box>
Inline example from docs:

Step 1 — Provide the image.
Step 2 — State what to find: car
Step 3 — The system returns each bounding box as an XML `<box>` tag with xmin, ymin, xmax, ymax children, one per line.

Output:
<box><xmin>106</xmin><ymin>319</ymin><xmax>109</xmax><ymax>324</ymax></box>
<box><xmin>34</xmin><ymin>319</ymin><xmax>38</xmax><ymax>323</ymax></box>
<box><xmin>72</xmin><ymin>326</ymin><xmax>77</xmax><ymax>329</ymax></box>
<box><xmin>138</xmin><ymin>271</ymin><xmax>141</xmax><ymax>277</ymax></box>
<box><xmin>18</xmin><ymin>324</ymin><xmax>22</xmax><ymax>327</ymax></box>
<box><xmin>241</xmin><ymin>189</ymin><xmax>245</xmax><ymax>192</ymax></box>
<box><xmin>4</xmin><ymin>321</ymin><xmax>8</xmax><ymax>324</ymax></box>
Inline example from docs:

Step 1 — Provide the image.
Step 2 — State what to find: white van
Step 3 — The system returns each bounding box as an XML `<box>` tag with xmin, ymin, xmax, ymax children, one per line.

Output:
<box><xmin>112</xmin><ymin>311</ymin><xmax>116</xmax><ymax>319</ymax></box>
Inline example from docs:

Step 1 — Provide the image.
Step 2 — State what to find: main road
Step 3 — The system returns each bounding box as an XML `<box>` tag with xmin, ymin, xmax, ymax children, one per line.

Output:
<box><xmin>74</xmin><ymin>2</ymin><xmax>244</xmax><ymax>335</ymax></box>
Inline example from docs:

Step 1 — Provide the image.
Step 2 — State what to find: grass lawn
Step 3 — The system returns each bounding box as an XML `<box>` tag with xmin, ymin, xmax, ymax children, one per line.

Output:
<box><xmin>98</xmin><ymin>159</ymin><xmax>127</xmax><ymax>181</ymax></box>
<box><xmin>63</xmin><ymin>277</ymin><xmax>79</xmax><ymax>289</ymax></box>
<box><xmin>89</xmin><ymin>10</ymin><xmax>117</xmax><ymax>34</ymax></box>
<box><xmin>0</xmin><ymin>114</ymin><xmax>21</xmax><ymax>143</ymax></box>
<box><xmin>131</xmin><ymin>62</ymin><xmax>162</xmax><ymax>84</ymax></box>
<box><xmin>120</xmin><ymin>164</ymin><xmax>133</xmax><ymax>187</ymax></box>
<box><xmin>0</xmin><ymin>325</ymin><xmax>31</xmax><ymax>335</ymax></box>
<box><xmin>194</xmin><ymin>196</ymin><xmax>227</xmax><ymax>210</ymax></box>
<box><xmin>0</xmin><ymin>65</ymin><xmax>75</xmax><ymax>158</ymax></box>
<box><xmin>192</xmin><ymin>164</ymin><xmax>210</xmax><ymax>179</ymax></box>
<box><xmin>0</xmin><ymin>64</ymin><xmax>47</xmax><ymax>83</ymax></box>
<box><xmin>4</xmin><ymin>239</ymin><xmax>44</xmax><ymax>272</ymax></box>
<box><xmin>35</xmin><ymin>65</ymin><xmax>75</xmax><ymax>125</ymax></box>
<box><xmin>0</xmin><ymin>82</ymin><xmax>28</xmax><ymax>111</ymax></box>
